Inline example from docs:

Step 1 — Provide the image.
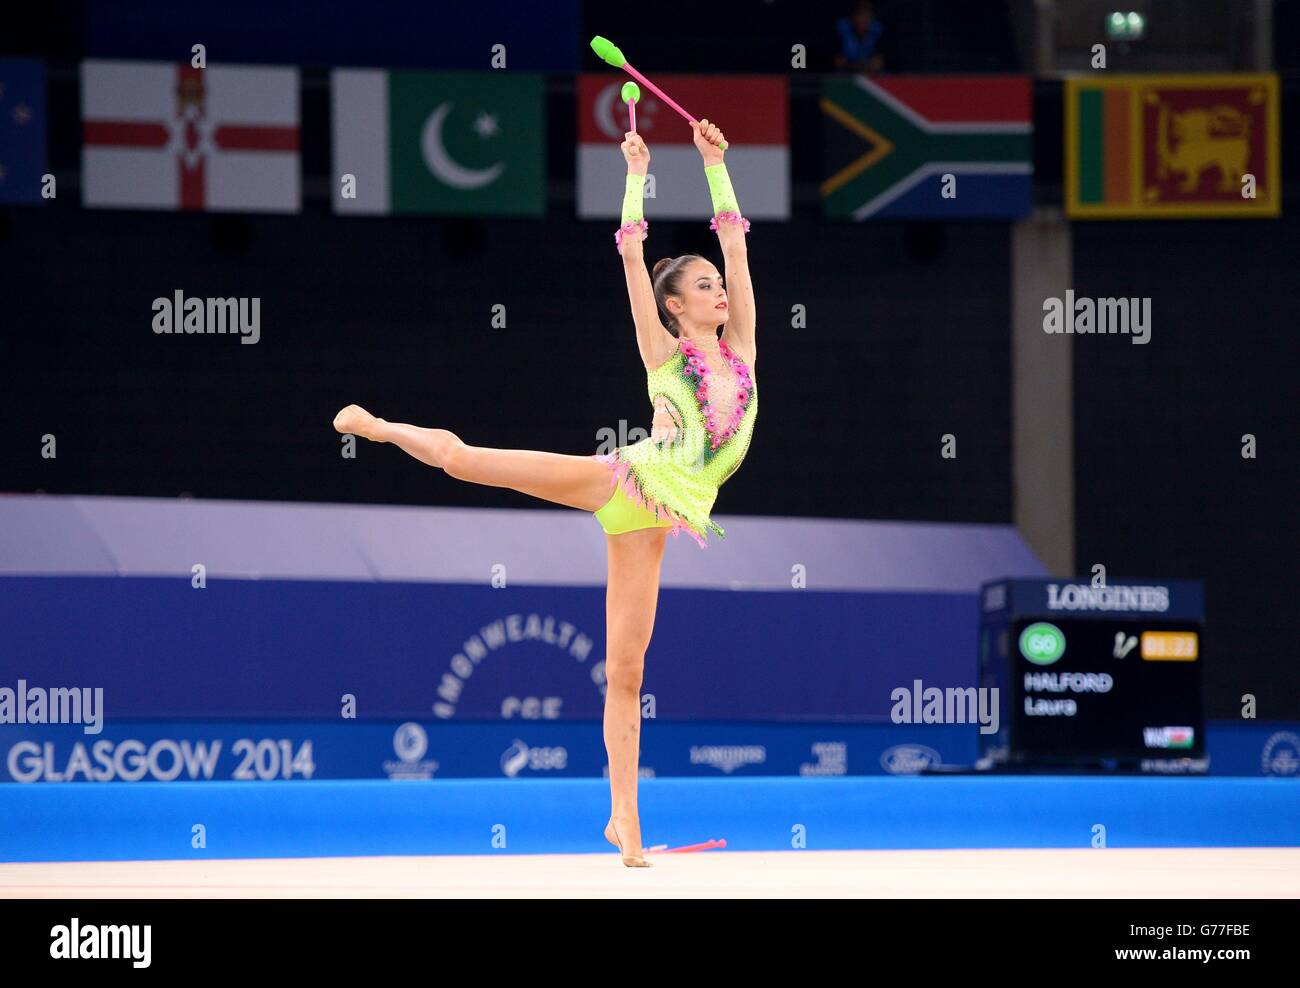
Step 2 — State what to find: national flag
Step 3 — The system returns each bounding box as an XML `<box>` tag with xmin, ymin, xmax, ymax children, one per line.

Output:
<box><xmin>576</xmin><ymin>74</ymin><xmax>789</xmax><ymax>220</ymax></box>
<box><xmin>821</xmin><ymin>75</ymin><xmax>1032</xmax><ymax>219</ymax></box>
<box><xmin>1066</xmin><ymin>73</ymin><xmax>1279</xmax><ymax>219</ymax></box>
<box><xmin>1143</xmin><ymin>726</ymin><xmax>1195</xmax><ymax>749</ymax></box>
<box><xmin>332</xmin><ymin>70</ymin><xmax>544</xmax><ymax>216</ymax></box>
<box><xmin>81</xmin><ymin>59</ymin><xmax>300</xmax><ymax>212</ymax></box>
<box><xmin>0</xmin><ymin>58</ymin><xmax>48</xmax><ymax>205</ymax></box>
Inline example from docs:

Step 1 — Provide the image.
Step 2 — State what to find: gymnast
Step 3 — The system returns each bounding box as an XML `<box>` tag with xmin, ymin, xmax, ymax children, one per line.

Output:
<box><xmin>333</xmin><ymin>118</ymin><xmax>757</xmax><ymax>866</ymax></box>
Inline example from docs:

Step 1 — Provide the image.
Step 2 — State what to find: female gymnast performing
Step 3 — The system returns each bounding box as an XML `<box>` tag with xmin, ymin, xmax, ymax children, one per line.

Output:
<box><xmin>332</xmin><ymin>118</ymin><xmax>756</xmax><ymax>867</ymax></box>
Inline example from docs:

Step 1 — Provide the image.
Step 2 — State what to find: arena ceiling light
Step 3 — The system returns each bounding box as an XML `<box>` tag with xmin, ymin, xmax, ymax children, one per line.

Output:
<box><xmin>1106</xmin><ymin>10</ymin><xmax>1147</xmax><ymax>40</ymax></box>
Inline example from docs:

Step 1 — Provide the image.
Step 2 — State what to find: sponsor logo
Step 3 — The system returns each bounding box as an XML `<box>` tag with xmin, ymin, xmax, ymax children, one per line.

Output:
<box><xmin>394</xmin><ymin>722</ymin><xmax>427</xmax><ymax>762</ymax></box>
<box><xmin>1143</xmin><ymin>726</ymin><xmax>1195</xmax><ymax>749</ymax></box>
<box><xmin>1140</xmin><ymin>757</ymin><xmax>1209</xmax><ymax>774</ymax></box>
<box><xmin>800</xmin><ymin>741</ymin><xmax>847</xmax><ymax>776</ymax></box>
<box><xmin>689</xmin><ymin>745</ymin><xmax>766</xmax><ymax>774</ymax></box>
<box><xmin>1260</xmin><ymin>731</ymin><xmax>1300</xmax><ymax>777</ymax></box>
<box><xmin>1045</xmin><ymin>583</ymin><xmax>1170</xmax><ymax>612</ymax></box>
<box><xmin>500</xmin><ymin>739</ymin><xmax>568</xmax><ymax>777</ymax></box>
<box><xmin>383</xmin><ymin>722</ymin><xmax>438</xmax><ymax>780</ymax></box>
<box><xmin>880</xmin><ymin>744</ymin><xmax>941</xmax><ymax>775</ymax></box>
<box><xmin>1019</xmin><ymin>622</ymin><xmax>1066</xmax><ymax>665</ymax></box>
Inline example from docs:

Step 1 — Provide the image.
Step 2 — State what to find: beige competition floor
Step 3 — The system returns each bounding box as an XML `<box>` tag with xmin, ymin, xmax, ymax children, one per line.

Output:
<box><xmin>2</xmin><ymin>847</ymin><xmax>1297</xmax><ymax>898</ymax></box>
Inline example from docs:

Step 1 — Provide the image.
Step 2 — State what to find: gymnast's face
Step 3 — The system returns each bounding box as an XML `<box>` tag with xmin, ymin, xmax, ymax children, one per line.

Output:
<box><xmin>671</xmin><ymin>260</ymin><xmax>729</xmax><ymax>329</ymax></box>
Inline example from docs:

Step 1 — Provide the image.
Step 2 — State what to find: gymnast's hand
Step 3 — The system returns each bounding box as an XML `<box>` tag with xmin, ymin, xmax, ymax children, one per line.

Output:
<box><xmin>621</xmin><ymin>131</ymin><xmax>649</xmax><ymax>176</ymax></box>
<box><xmin>650</xmin><ymin>396</ymin><xmax>681</xmax><ymax>447</ymax></box>
<box><xmin>692</xmin><ymin>119</ymin><xmax>726</xmax><ymax>165</ymax></box>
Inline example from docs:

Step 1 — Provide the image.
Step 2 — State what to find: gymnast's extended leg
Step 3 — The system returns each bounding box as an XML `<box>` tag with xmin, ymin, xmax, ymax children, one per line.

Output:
<box><xmin>333</xmin><ymin>404</ymin><xmax>613</xmax><ymax>511</ymax></box>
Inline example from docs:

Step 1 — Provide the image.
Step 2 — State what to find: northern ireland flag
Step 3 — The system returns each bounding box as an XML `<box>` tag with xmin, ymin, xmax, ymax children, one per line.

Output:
<box><xmin>81</xmin><ymin>60</ymin><xmax>300</xmax><ymax>212</ymax></box>
<box><xmin>577</xmin><ymin>74</ymin><xmax>789</xmax><ymax>220</ymax></box>
<box><xmin>821</xmin><ymin>75</ymin><xmax>1032</xmax><ymax>219</ymax></box>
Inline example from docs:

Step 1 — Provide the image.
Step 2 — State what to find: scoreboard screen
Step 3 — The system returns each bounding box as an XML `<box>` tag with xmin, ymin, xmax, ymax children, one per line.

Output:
<box><xmin>980</xmin><ymin>579</ymin><xmax>1205</xmax><ymax>771</ymax></box>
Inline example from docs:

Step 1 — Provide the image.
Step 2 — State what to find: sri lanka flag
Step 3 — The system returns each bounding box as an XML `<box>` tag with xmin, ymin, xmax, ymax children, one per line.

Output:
<box><xmin>1065</xmin><ymin>74</ymin><xmax>1279</xmax><ymax>219</ymax></box>
<box><xmin>821</xmin><ymin>75</ymin><xmax>1032</xmax><ymax>219</ymax></box>
<box><xmin>0</xmin><ymin>58</ymin><xmax>48</xmax><ymax>205</ymax></box>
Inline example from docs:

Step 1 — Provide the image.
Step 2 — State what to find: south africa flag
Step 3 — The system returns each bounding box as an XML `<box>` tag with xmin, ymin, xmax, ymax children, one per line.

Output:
<box><xmin>820</xmin><ymin>76</ymin><xmax>1032</xmax><ymax>219</ymax></box>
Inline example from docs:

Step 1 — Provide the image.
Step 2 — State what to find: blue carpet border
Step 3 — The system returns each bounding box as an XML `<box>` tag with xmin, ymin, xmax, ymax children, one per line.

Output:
<box><xmin>1</xmin><ymin>776</ymin><xmax>1297</xmax><ymax>862</ymax></box>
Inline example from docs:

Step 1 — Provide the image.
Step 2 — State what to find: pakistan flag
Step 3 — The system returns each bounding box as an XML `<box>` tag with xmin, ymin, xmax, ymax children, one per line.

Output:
<box><xmin>332</xmin><ymin>69</ymin><xmax>545</xmax><ymax>216</ymax></box>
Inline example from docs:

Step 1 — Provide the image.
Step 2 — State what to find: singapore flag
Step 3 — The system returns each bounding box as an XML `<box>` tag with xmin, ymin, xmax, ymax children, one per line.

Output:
<box><xmin>82</xmin><ymin>60</ymin><xmax>300</xmax><ymax>212</ymax></box>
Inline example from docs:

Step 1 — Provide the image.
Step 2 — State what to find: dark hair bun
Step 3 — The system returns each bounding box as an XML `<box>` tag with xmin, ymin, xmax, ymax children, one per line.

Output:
<box><xmin>651</xmin><ymin>257</ymin><xmax>673</xmax><ymax>280</ymax></box>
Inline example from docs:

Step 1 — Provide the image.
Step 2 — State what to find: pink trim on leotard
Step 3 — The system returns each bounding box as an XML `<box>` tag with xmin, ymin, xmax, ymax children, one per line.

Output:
<box><xmin>592</xmin><ymin>450</ymin><xmax>711</xmax><ymax>549</ymax></box>
<box><xmin>709</xmin><ymin>211</ymin><xmax>750</xmax><ymax>232</ymax></box>
<box><xmin>614</xmin><ymin>218</ymin><xmax>649</xmax><ymax>248</ymax></box>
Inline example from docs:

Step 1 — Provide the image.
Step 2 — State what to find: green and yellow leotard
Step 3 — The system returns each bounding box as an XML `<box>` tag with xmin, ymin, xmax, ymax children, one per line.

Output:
<box><xmin>593</xmin><ymin>333</ymin><xmax>756</xmax><ymax>547</ymax></box>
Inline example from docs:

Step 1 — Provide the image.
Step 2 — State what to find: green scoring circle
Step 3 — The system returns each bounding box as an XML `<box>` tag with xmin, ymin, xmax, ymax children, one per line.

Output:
<box><xmin>1019</xmin><ymin>622</ymin><xmax>1066</xmax><ymax>665</ymax></box>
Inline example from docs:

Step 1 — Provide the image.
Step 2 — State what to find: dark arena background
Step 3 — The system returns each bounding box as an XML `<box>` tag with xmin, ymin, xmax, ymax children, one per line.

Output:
<box><xmin>0</xmin><ymin>0</ymin><xmax>1297</xmax><ymax>936</ymax></box>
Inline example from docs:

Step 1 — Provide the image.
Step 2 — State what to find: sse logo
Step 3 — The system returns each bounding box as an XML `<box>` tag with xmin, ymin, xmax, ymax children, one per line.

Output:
<box><xmin>500</xmin><ymin>740</ymin><xmax>568</xmax><ymax>777</ymax></box>
<box><xmin>1019</xmin><ymin>622</ymin><xmax>1066</xmax><ymax>665</ymax></box>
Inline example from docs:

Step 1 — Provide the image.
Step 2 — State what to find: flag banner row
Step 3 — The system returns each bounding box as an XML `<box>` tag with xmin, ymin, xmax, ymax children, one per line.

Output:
<box><xmin>1</xmin><ymin>59</ymin><xmax>1280</xmax><ymax>220</ymax></box>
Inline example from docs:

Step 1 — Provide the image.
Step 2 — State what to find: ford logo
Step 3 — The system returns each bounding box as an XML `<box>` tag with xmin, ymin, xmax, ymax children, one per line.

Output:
<box><xmin>881</xmin><ymin>744</ymin><xmax>941</xmax><ymax>775</ymax></box>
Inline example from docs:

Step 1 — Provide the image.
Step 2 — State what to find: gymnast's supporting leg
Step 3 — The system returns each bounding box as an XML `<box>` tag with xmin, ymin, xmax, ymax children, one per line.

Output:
<box><xmin>602</xmin><ymin>527</ymin><xmax>668</xmax><ymax>866</ymax></box>
<box><xmin>333</xmin><ymin>404</ymin><xmax>612</xmax><ymax>511</ymax></box>
<box><xmin>337</xmin><ymin>402</ymin><xmax>663</xmax><ymax>865</ymax></box>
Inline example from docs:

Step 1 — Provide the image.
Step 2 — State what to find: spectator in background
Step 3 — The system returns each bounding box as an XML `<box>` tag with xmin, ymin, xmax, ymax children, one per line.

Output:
<box><xmin>834</xmin><ymin>1</ymin><xmax>886</xmax><ymax>72</ymax></box>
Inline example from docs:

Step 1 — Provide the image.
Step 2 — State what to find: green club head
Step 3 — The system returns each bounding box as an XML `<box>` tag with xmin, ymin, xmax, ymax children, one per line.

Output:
<box><xmin>620</xmin><ymin>81</ymin><xmax>640</xmax><ymax>104</ymax></box>
<box><xmin>590</xmin><ymin>35</ymin><xmax>626</xmax><ymax>68</ymax></box>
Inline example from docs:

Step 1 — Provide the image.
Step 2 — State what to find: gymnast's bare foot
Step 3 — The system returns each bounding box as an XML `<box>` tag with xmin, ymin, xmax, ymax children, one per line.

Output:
<box><xmin>605</xmin><ymin>814</ymin><xmax>651</xmax><ymax>868</ymax></box>
<box><xmin>333</xmin><ymin>404</ymin><xmax>388</xmax><ymax>442</ymax></box>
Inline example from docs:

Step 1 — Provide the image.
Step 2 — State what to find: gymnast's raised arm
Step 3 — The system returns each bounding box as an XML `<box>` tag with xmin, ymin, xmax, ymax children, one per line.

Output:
<box><xmin>615</xmin><ymin>131</ymin><xmax>676</xmax><ymax>371</ymax></box>
<box><xmin>693</xmin><ymin>119</ymin><xmax>755</xmax><ymax>363</ymax></box>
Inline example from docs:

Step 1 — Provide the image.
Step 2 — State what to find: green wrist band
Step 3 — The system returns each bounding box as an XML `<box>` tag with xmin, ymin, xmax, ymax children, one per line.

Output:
<box><xmin>704</xmin><ymin>162</ymin><xmax>739</xmax><ymax>216</ymax></box>
<box><xmin>622</xmin><ymin>173</ymin><xmax>645</xmax><ymax>224</ymax></box>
